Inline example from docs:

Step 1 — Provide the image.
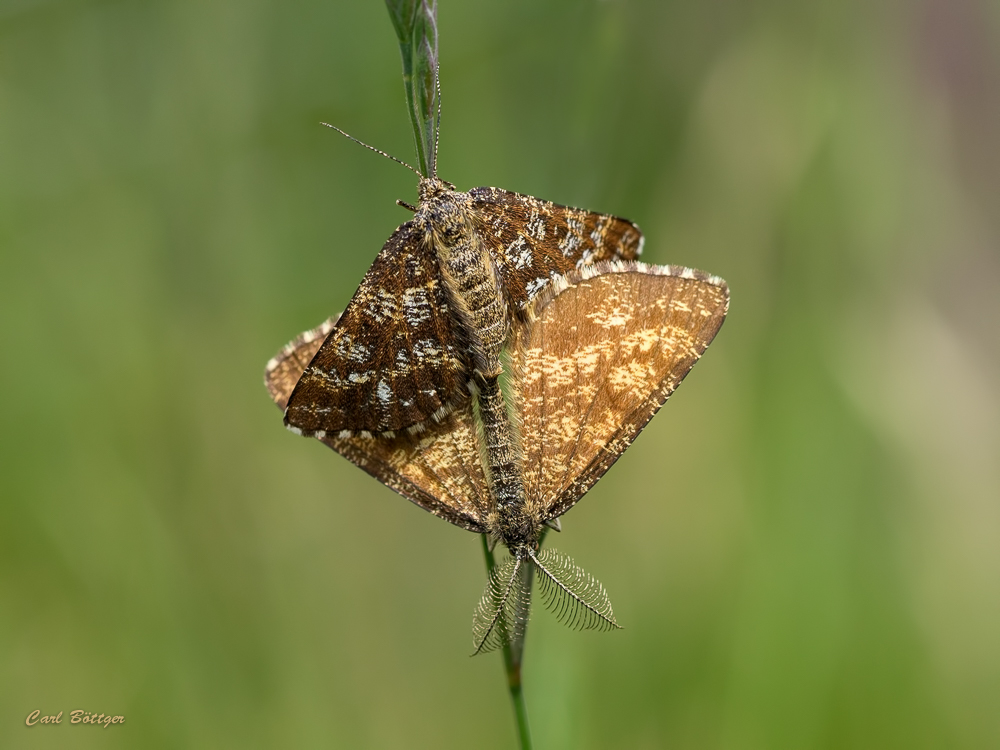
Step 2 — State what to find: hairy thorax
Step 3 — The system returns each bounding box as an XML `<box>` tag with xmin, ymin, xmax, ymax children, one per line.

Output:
<box><xmin>417</xmin><ymin>178</ymin><xmax>510</xmax><ymax>380</ymax></box>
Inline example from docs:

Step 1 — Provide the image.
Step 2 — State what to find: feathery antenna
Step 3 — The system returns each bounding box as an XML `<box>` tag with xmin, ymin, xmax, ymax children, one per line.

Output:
<box><xmin>532</xmin><ymin>548</ymin><xmax>619</xmax><ymax>632</ymax></box>
<box><xmin>471</xmin><ymin>547</ymin><xmax>619</xmax><ymax>655</ymax></box>
<box><xmin>472</xmin><ymin>556</ymin><xmax>531</xmax><ymax>655</ymax></box>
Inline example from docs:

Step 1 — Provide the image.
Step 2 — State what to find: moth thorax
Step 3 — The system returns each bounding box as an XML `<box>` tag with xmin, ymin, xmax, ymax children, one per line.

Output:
<box><xmin>433</xmin><ymin>219</ymin><xmax>510</xmax><ymax>378</ymax></box>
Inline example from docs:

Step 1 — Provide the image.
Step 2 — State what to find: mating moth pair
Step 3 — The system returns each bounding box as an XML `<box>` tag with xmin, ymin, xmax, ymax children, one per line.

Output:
<box><xmin>265</xmin><ymin>95</ymin><xmax>728</xmax><ymax>652</ymax></box>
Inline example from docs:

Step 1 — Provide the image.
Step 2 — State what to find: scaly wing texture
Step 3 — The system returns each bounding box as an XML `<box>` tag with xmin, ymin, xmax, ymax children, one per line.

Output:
<box><xmin>282</xmin><ymin>189</ymin><xmax>642</xmax><ymax>436</ymax></box>
<box><xmin>264</xmin><ymin>315</ymin><xmax>339</xmax><ymax>409</ymax></box>
<box><xmin>283</xmin><ymin>222</ymin><xmax>472</xmax><ymax>436</ymax></box>
<box><xmin>515</xmin><ymin>261</ymin><xmax>729</xmax><ymax>521</ymax></box>
<box><xmin>470</xmin><ymin>187</ymin><xmax>644</xmax><ymax>310</ymax></box>
<box><xmin>266</xmin><ymin>318</ymin><xmax>491</xmax><ymax>533</ymax></box>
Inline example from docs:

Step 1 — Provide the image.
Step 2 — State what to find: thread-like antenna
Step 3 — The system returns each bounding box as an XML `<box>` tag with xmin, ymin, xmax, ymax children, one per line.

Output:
<box><xmin>321</xmin><ymin>123</ymin><xmax>424</xmax><ymax>179</ymax></box>
<box><xmin>432</xmin><ymin>64</ymin><xmax>442</xmax><ymax>177</ymax></box>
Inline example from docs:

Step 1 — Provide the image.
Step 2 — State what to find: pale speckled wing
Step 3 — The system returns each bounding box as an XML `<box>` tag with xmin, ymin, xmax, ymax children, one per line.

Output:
<box><xmin>266</xmin><ymin>319</ymin><xmax>491</xmax><ymax>533</ymax></box>
<box><xmin>283</xmin><ymin>222</ymin><xmax>473</xmax><ymax>436</ymax></box>
<box><xmin>470</xmin><ymin>187</ymin><xmax>644</xmax><ymax>310</ymax></box>
<box><xmin>513</xmin><ymin>261</ymin><xmax>729</xmax><ymax>521</ymax></box>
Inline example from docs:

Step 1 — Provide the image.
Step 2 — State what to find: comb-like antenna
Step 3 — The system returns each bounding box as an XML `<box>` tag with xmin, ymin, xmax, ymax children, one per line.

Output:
<box><xmin>321</xmin><ymin>123</ymin><xmax>424</xmax><ymax>179</ymax></box>
<box><xmin>472</xmin><ymin>555</ymin><xmax>532</xmax><ymax>655</ymax></box>
<box><xmin>530</xmin><ymin>548</ymin><xmax>619</xmax><ymax>632</ymax></box>
<box><xmin>432</xmin><ymin>64</ymin><xmax>442</xmax><ymax>178</ymax></box>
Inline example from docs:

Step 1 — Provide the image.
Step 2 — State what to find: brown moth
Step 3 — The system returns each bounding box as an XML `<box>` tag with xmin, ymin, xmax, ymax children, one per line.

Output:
<box><xmin>266</xmin><ymin>260</ymin><xmax>729</xmax><ymax>651</ymax></box>
<box><xmin>281</xmin><ymin>168</ymin><xmax>643</xmax><ymax>439</ymax></box>
<box><xmin>281</xmin><ymin>78</ymin><xmax>642</xmax><ymax>589</ymax></box>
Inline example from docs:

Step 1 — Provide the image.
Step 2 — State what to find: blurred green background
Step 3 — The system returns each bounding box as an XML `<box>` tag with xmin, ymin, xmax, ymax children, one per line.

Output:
<box><xmin>3</xmin><ymin>0</ymin><xmax>999</xmax><ymax>748</ymax></box>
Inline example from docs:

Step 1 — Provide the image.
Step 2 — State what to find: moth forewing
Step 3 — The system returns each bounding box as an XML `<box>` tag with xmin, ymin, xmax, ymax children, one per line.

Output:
<box><xmin>265</xmin><ymin>315</ymin><xmax>339</xmax><ymax>410</ymax></box>
<box><xmin>282</xmin><ymin>225</ymin><xmax>472</xmax><ymax>437</ymax></box>
<box><xmin>266</xmin><ymin>317</ymin><xmax>493</xmax><ymax>533</ymax></box>
<box><xmin>512</xmin><ymin>261</ymin><xmax>730</xmax><ymax>523</ymax></box>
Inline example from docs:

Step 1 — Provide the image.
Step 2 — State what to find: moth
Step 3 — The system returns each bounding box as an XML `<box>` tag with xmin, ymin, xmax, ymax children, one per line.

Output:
<box><xmin>281</xmin><ymin>131</ymin><xmax>643</xmax><ymax>440</ymax></box>
<box><xmin>266</xmin><ymin>260</ymin><xmax>729</xmax><ymax>651</ymax></box>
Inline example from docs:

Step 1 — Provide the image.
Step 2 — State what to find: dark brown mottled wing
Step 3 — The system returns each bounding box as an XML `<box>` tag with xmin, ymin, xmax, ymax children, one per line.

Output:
<box><xmin>283</xmin><ymin>223</ymin><xmax>472</xmax><ymax>436</ymax></box>
<box><xmin>513</xmin><ymin>261</ymin><xmax>729</xmax><ymax>521</ymax></box>
<box><xmin>264</xmin><ymin>315</ymin><xmax>339</xmax><ymax>408</ymax></box>
<box><xmin>470</xmin><ymin>187</ymin><xmax>644</xmax><ymax>310</ymax></box>
<box><xmin>266</xmin><ymin>319</ymin><xmax>491</xmax><ymax>533</ymax></box>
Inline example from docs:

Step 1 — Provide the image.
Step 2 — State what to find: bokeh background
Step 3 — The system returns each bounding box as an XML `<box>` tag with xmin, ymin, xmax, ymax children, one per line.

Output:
<box><xmin>3</xmin><ymin>0</ymin><xmax>999</xmax><ymax>748</ymax></box>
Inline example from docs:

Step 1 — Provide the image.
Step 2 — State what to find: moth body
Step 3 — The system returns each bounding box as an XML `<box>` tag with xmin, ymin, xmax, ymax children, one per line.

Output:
<box><xmin>416</xmin><ymin>177</ymin><xmax>532</xmax><ymax>544</ymax></box>
<box><xmin>417</xmin><ymin>177</ymin><xmax>510</xmax><ymax>380</ymax></box>
<box><xmin>476</xmin><ymin>377</ymin><xmax>536</xmax><ymax>550</ymax></box>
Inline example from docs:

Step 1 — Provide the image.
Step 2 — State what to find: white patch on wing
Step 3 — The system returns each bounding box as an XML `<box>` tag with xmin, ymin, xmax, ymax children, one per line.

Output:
<box><xmin>402</xmin><ymin>287</ymin><xmax>433</xmax><ymax>326</ymax></box>
<box><xmin>366</xmin><ymin>288</ymin><xmax>399</xmax><ymax>323</ymax></box>
<box><xmin>347</xmin><ymin>341</ymin><xmax>371</xmax><ymax>362</ymax></box>
<box><xmin>413</xmin><ymin>339</ymin><xmax>443</xmax><ymax>361</ymax></box>
<box><xmin>527</xmin><ymin>211</ymin><xmax>546</xmax><ymax>240</ymax></box>
<box><xmin>376</xmin><ymin>379</ymin><xmax>393</xmax><ymax>405</ymax></box>
<box><xmin>525</xmin><ymin>276</ymin><xmax>550</xmax><ymax>298</ymax></box>
<box><xmin>506</xmin><ymin>235</ymin><xmax>532</xmax><ymax>269</ymax></box>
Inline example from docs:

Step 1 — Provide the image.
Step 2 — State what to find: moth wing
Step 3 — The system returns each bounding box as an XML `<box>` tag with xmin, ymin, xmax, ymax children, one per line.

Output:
<box><xmin>513</xmin><ymin>261</ymin><xmax>729</xmax><ymax>520</ymax></box>
<box><xmin>264</xmin><ymin>315</ymin><xmax>339</xmax><ymax>409</ymax></box>
<box><xmin>470</xmin><ymin>187</ymin><xmax>644</xmax><ymax>311</ymax></box>
<box><xmin>283</xmin><ymin>222</ymin><xmax>473</xmax><ymax>435</ymax></box>
<box><xmin>266</xmin><ymin>319</ymin><xmax>491</xmax><ymax>533</ymax></box>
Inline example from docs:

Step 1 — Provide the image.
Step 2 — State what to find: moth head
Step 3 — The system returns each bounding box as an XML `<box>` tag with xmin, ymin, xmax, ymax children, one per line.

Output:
<box><xmin>417</xmin><ymin>176</ymin><xmax>454</xmax><ymax>203</ymax></box>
